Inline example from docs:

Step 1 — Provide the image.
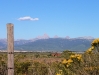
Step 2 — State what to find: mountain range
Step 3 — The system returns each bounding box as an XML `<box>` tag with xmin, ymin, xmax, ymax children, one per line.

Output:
<box><xmin>0</xmin><ymin>35</ymin><xmax>94</xmax><ymax>52</ymax></box>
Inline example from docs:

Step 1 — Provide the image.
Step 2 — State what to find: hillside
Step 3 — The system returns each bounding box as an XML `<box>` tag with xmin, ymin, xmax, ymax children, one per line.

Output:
<box><xmin>0</xmin><ymin>38</ymin><xmax>93</xmax><ymax>51</ymax></box>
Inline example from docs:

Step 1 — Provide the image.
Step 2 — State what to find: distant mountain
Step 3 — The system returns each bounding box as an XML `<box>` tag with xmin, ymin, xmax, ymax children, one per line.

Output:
<box><xmin>14</xmin><ymin>38</ymin><xmax>93</xmax><ymax>51</ymax></box>
<box><xmin>36</xmin><ymin>33</ymin><xmax>50</xmax><ymax>39</ymax></box>
<box><xmin>0</xmin><ymin>37</ymin><xmax>94</xmax><ymax>52</ymax></box>
<box><xmin>0</xmin><ymin>39</ymin><xmax>7</xmax><ymax>49</ymax></box>
<box><xmin>75</xmin><ymin>36</ymin><xmax>94</xmax><ymax>39</ymax></box>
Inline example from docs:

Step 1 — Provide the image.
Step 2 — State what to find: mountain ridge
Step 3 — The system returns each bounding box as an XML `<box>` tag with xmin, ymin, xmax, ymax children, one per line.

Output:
<box><xmin>0</xmin><ymin>37</ymin><xmax>94</xmax><ymax>51</ymax></box>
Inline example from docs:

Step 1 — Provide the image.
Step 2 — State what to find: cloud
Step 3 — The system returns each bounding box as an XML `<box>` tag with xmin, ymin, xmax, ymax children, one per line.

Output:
<box><xmin>18</xmin><ymin>16</ymin><xmax>39</xmax><ymax>21</ymax></box>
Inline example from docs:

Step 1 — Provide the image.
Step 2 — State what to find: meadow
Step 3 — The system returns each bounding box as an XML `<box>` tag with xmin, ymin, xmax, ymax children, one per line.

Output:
<box><xmin>0</xmin><ymin>38</ymin><xmax>99</xmax><ymax>75</ymax></box>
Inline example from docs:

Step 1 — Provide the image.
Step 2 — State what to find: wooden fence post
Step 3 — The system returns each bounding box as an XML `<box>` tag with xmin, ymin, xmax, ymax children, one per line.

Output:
<box><xmin>7</xmin><ymin>23</ymin><xmax>14</xmax><ymax>75</ymax></box>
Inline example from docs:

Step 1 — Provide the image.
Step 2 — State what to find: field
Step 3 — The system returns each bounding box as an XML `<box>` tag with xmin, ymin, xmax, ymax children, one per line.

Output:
<box><xmin>0</xmin><ymin>38</ymin><xmax>99</xmax><ymax>75</ymax></box>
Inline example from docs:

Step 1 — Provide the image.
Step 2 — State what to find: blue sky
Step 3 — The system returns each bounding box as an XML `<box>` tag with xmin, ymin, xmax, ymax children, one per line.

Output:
<box><xmin>0</xmin><ymin>0</ymin><xmax>99</xmax><ymax>39</ymax></box>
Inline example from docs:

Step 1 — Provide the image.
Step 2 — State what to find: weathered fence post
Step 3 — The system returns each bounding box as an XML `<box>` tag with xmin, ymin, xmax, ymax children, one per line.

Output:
<box><xmin>7</xmin><ymin>23</ymin><xmax>14</xmax><ymax>75</ymax></box>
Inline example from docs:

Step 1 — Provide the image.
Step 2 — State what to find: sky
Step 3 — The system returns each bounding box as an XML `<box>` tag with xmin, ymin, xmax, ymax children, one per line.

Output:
<box><xmin>0</xmin><ymin>0</ymin><xmax>99</xmax><ymax>39</ymax></box>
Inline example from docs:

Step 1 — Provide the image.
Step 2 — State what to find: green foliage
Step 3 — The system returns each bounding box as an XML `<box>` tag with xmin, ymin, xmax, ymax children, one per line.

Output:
<box><xmin>15</xmin><ymin>61</ymin><xmax>31</xmax><ymax>75</ymax></box>
<box><xmin>28</xmin><ymin>62</ymin><xmax>48</xmax><ymax>75</ymax></box>
<box><xmin>0</xmin><ymin>53</ymin><xmax>7</xmax><ymax>75</ymax></box>
<box><xmin>61</xmin><ymin>50</ymin><xmax>74</xmax><ymax>58</ymax></box>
